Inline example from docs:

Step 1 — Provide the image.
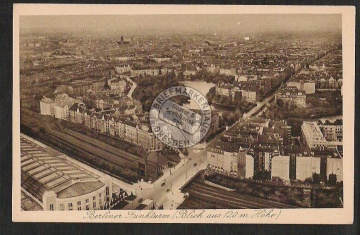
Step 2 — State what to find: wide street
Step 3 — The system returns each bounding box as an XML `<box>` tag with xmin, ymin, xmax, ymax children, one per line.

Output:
<box><xmin>123</xmin><ymin>145</ymin><xmax>208</xmax><ymax>209</ymax></box>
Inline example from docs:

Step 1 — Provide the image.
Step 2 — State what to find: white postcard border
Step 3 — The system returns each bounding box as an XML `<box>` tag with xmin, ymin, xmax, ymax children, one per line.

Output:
<box><xmin>12</xmin><ymin>4</ymin><xmax>355</xmax><ymax>224</ymax></box>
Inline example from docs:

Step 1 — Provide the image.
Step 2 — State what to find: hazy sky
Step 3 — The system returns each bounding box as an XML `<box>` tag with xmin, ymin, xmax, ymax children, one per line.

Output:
<box><xmin>20</xmin><ymin>14</ymin><xmax>342</xmax><ymax>35</ymax></box>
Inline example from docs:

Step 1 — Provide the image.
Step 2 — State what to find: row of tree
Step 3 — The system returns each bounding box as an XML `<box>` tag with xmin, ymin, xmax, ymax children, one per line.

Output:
<box><xmin>221</xmin><ymin>109</ymin><xmax>243</xmax><ymax>126</ymax></box>
<box><xmin>187</xmin><ymin>70</ymin><xmax>235</xmax><ymax>84</ymax></box>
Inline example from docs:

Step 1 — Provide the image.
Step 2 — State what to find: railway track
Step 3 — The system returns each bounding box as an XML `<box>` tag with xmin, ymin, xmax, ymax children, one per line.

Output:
<box><xmin>21</xmin><ymin>113</ymin><xmax>137</xmax><ymax>168</ymax></box>
<box><xmin>30</xmin><ymin>132</ymin><xmax>137</xmax><ymax>184</ymax></box>
<box><xmin>44</xmin><ymin>125</ymin><xmax>137</xmax><ymax>166</ymax></box>
<box><xmin>42</xmin><ymin>131</ymin><xmax>129</xmax><ymax>169</ymax></box>
<box><xmin>62</xmin><ymin>128</ymin><xmax>140</xmax><ymax>163</ymax></box>
<box><xmin>186</xmin><ymin>181</ymin><xmax>297</xmax><ymax>209</ymax></box>
<box><xmin>22</xmin><ymin>111</ymin><xmax>141</xmax><ymax>165</ymax></box>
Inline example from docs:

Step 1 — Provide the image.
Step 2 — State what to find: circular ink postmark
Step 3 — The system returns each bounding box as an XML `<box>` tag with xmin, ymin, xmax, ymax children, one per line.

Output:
<box><xmin>150</xmin><ymin>86</ymin><xmax>211</xmax><ymax>148</ymax></box>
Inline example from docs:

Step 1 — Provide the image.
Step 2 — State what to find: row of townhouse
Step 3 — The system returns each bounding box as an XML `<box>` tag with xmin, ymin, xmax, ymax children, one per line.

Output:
<box><xmin>203</xmin><ymin>63</ymin><xmax>285</xmax><ymax>78</ymax></box>
<box><xmin>301</xmin><ymin>121</ymin><xmax>338</xmax><ymax>151</ymax></box>
<box><xmin>206</xmin><ymin>116</ymin><xmax>343</xmax><ymax>183</ymax></box>
<box><xmin>130</xmin><ymin>67</ymin><xmax>174</xmax><ymax>77</ymax></box>
<box><xmin>115</xmin><ymin>64</ymin><xmax>131</xmax><ymax>74</ymax></box>
<box><xmin>316</xmin><ymin>77</ymin><xmax>343</xmax><ymax>89</ymax></box>
<box><xmin>70</xmin><ymin>79</ymin><xmax>106</xmax><ymax>96</ymax></box>
<box><xmin>215</xmin><ymin>76</ymin><xmax>283</xmax><ymax>104</ymax></box>
<box><xmin>40</xmin><ymin>94</ymin><xmax>82</xmax><ymax>120</ymax></box>
<box><xmin>68</xmin><ymin>104</ymin><xmax>162</xmax><ymax>151</ymax></box>
<box><xmin>215</xmin><ymin>85</ymin><xmax>258</xmax><ymax>103</ymax></box>
<box><xmin>275</xmin><ymin>86</ymin><xmax>307</xmax><ymax>108</ymax></box>
<box><xmin>207</xmin><ymin>141</ymin><xmax>254</xmax><ymax>179</ymax></box>
<box><xmin>207</xmin><ymin>139</ymin><xmax>343</xmax><ymax>183</ymax></box>
<box><xmin>287</xmin><ymin>80</ymin><xmax>316</xmax><ymax>94</ymax></box>
<box><xmin>318</xmin><ymin>122</ymin><xmax>343</xmax><ymax>142</ymax></box>
<box><xmin>271</xmin><ymin>154</ymin><xmax>343</xmax><ymax>183</ymax></box>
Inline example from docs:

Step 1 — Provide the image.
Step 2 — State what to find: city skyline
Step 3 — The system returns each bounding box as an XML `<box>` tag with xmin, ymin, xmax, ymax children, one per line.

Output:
<box><xmin>20</xmin><ymin>14</ymin><xmax>342</xmax><ymax>36</ymax></box>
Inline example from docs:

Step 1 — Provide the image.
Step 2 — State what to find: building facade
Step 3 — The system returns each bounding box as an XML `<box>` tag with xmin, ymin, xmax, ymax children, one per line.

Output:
<box><xmin>275</xmin><ymin>86</ymin><xmax>306</xmax><ymax>108</ymax></box>
<box><xmin>295</xmin><ymin>156</ymin><xmax>321</xmax><ymax>181</ymax></box>
<box><xmin>207</xmin><ymin>141</ymin><xmax>254</xmax><ymax>179</ymax></box>
<box><xmin>40</xmin><ymin>94</ymin><xmax>82</xmax><ymax>120</ymax></box>
<box><xmin>240</xmin><ymin>89</ymin><xmax>258</xmax><ymax>103</ymax></box>
<box><xmin>115</xmin><ymin>65</ymin><xmax>131</xmax><ymax>74</ymax></box>
<box><xmin>319</xmin><ymin>123</ymin><xmax>343</xmax><ymax>142</ymax></box>
<box><xmin>301</xmin><ymin>121</ymin><xmax>335</xmax><ymax>150</ymax></box>
<box><xmin>43</xmin><ymin>176</ymin><xmax>112</xmax><ymax>211</ymax></box>
<box><xmin>326</xmin><ymin>157</ymin><xmax>343</xmax><ymax>182</ymax></box>
<box><xmin>287</xmin><ymin>80</ymin><xmax>316</xmax><ymax>94</ymax></box>
<box><xmin>40</xmin><ymin>96</ymin><xmax>54</xmax><ymax>116</ymax></box>
<box><xmin>219</xmin><ymin>68</ymin><xmax>236</xmax><ymax>76</ymax></box>
<box><xmin>271</xmin><ymin>155</ymin><xmax>290</xmax><ymax>181</ymax></box>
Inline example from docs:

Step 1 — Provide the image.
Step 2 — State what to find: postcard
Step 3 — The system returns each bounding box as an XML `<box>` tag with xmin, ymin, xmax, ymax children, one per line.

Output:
<box><xmin>13</xmin><ymin>4</ymin><xmax>355</xmax><ymax>224</ymax></box>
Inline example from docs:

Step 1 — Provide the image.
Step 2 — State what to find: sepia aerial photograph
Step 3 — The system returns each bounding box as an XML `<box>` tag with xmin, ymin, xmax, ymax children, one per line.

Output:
<box><xmin>15</xmin><ymin>7</ymin><xmax>351</xmax><ymax>220</ymax></box>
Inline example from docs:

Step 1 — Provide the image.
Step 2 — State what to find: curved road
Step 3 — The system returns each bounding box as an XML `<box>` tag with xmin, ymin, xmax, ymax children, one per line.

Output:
<box><xmin>124</xmin><ymin>76</ymin><xmax>137</xmax><ymax>99</ymax></box>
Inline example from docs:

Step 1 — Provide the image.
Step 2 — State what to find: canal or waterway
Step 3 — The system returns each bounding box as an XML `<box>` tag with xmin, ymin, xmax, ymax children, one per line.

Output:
<box><xmin>181</xmin><ymin>81</ymin><xmax>232</xmax><ymax>113</ymax></box>
<box><xmin>182</xmin><ymin>81</ymin><xmax>215</xmax><ymax>109</ymax></box>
